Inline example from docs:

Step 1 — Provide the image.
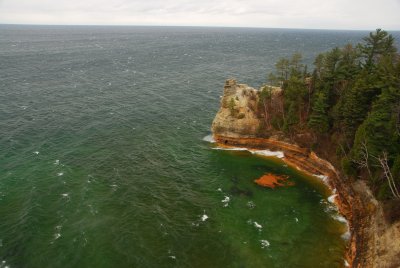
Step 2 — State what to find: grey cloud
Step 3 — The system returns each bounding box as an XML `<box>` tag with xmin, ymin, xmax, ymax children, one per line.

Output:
<box><xmin>0</xmin><ymin>0</ymin><xmax>399</xmax><ymax>30</ymax></box>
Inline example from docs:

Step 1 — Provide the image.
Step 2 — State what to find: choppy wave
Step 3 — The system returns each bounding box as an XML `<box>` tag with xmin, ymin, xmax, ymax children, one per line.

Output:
<box><xmin>0</xmin><ymin>25</ymin><xmax>355</xmax><ymax>267</ymax></box>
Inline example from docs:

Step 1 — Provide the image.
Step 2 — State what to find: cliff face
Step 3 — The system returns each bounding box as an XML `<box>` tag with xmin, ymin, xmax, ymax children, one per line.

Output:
<box><xmin>212</xmin><ymin>79</ymin><xmax>261</xmax><ymax>138</ymax></box>
<box><xmin>211</xmin><ymin>80</ymin><xmax>400</xmax><ymax>268</ymax></box>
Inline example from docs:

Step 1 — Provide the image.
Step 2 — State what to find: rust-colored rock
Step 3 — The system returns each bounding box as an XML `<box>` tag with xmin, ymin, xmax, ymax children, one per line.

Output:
<box><xmin>211</xmin><ymin>79</ymin><xmax>400</xmax><ymax>268</ymax></box>
<box><xmin>254</xmin><ymin>173</ymin><xmax>294</xmax><ymax>188</ymax></box>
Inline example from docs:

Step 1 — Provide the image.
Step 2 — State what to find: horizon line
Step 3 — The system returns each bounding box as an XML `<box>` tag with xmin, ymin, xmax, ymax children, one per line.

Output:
<box><xmin>1</xmin><ymin>23</ymin><xmax>399</xmax><ymax>32</ymax></box>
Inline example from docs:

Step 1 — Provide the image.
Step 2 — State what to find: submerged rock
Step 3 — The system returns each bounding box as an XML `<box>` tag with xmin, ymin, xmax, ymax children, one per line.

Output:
<box><xmin>254</xmin><ymin>173</ymin><xmax>294</xmax><ymax>188</ymax></box>
<box><xmin>230</xmin><ymin>185</ymin><xmax>253</xmax><ymax>197</ymax></box>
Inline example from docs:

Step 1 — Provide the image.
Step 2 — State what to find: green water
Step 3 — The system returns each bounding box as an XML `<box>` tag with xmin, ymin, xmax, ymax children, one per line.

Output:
<box><xmin>0</xmin><ymin>25</ymin><xmax>358</xmax><ymax>267</ymax></box>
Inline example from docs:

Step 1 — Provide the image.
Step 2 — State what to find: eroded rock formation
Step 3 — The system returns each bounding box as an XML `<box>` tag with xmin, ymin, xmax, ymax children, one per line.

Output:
<box><xmin>211</xmin><ymin>79</ymin><xmax>400</xmax><ymax>268</ymax></box>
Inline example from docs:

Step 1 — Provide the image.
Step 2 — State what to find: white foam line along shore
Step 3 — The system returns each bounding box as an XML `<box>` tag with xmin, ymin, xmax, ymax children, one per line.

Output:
<box><xmin>206</xmin><ymin>136</ymin><xmax>349</xmax><ymax>243</ymax></box>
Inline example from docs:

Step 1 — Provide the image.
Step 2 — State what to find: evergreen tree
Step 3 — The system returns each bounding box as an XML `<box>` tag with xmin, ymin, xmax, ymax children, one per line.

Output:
<box><xmin>308</xmin><ymin>92</ymin><xmax>329</xmax><ymax>133</ymax></box>
<box><xmin>358</xmin><ymin>29</ymin><xmax>397</xmax><ymax>71</ymax></box>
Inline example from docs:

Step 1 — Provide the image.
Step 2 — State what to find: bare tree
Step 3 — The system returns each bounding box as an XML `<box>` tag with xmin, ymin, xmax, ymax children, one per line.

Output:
<box><xmin>376</xmin><ymin>152</ymin><xmax>400</xmax><ymax>199</ymax></box>
<box><xmin>352</xmin><ymin>141</ymin><xmax>373</xmax><ymax>180</ymax></box>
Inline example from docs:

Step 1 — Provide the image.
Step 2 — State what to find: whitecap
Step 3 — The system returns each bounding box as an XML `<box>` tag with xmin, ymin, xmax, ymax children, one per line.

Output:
<box><xmin>216</xmin><ymin>188</ymin><xmax>222</xmax><ymax>192</ymax></box>
<box><xmin>221</xmin><ymin>196</ymin><xmax>230</xmax><ymax>203</ymax></box>
<box><xmin>54</xmin><ymin>159</ymin><xmax>60</xmax><ymax>165</ymax></box>
<box><xmin>57</xmin><ymin>172</ymin><xmax>64</xmax><ymax>176</ymax></box>
<box><xmin>54</xmin><ymin>233</ymin><xmax>61</xmax><ymax>240</ymax></box>
<box><xmin>295</xmin><ymin>217</ymin><xmax>299</xmax><ymax>222</ymax></box>
<box><xmin>247</xmin><ymin>201</ymin><xmax>255</xmax><ymax>209</ymax></box>
<box><xmin>61</xmin><ymin>193</ymin><xmax>69</xmax><ymax>198</ymax></box>
<box><xmin>260</xmin><ymin>239</ymin><xmax>270</xmax><ymax>248</ymax></box>
<box><xmin>168</xmin><ymin>256</ymin><xmax>176</xmax><ymax>260</ymax></box>
<box><xmin>254</xmin><ymin>221</ymin><xmax>262</xmax><ymax>230</ymax></box>
<box><xmin>202</xmin><ymin>134</ymin><xmax>215</xmax><ymax>143</ymax></box>
<box><xmin>201</xmin><ymin>214</ymin><xmax>208</xmax><ymax>222</ymax></box>
<box><xmin>33</xmin><ymin>151</ymin><xmax>39</xmax><ymax>155</ymax></box>
<box><xmin>221</xmin><ymin>196</ymin><xmax>230</xmax><ymax>207</ymax></box>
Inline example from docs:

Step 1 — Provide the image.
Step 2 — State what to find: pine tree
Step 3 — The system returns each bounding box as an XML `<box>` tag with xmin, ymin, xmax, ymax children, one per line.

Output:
<box><xmin>308</xmin><ymin>92</ymin><xmax>329</xmax><ymax>133</ymax></box>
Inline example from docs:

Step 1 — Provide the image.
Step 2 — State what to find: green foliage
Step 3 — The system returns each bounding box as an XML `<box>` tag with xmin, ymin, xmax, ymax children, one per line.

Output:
<box><xmin>308</xmin><ymin>92</ymin><xmax>329</xmax><ymax>133</ymax></box>
<box><xmin>351</xmin><ymin>86</ymin><xmax>400</xmax><ymax>165</ymax></box>
<box><xmin>265</xmin><ymin>29</ymin><xmax>400</xmax><ymax>199</ymax></box>
<box><xmin>392</xmin><ymin>155</ymin><xmax>400</xmax><ymax>183</ymax></box>
<box><xmin>283</xmin><ymin>102</ymin><xmax>299</xmax><ymax>132</ymax></box>
<box><xmin>341</xmin><ymin>156</ymin><xmax>356</xmax><ymax>176</ymax></box>
<box><xmin>229</xmin><ymin>98</ymin><xmax>236</xmax><ymax>116</ymax></box>
<box><xmin>358</xmin><ymin>29</ymin><xmax>397</xmax><ymax>71</ymax></box>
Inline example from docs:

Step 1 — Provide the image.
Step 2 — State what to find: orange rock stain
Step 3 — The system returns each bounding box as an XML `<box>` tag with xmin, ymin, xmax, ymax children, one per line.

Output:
<box><xmin>254</xmin><ymin>173</ymin><xmax>294</xmax><ymax>188</ymax></box>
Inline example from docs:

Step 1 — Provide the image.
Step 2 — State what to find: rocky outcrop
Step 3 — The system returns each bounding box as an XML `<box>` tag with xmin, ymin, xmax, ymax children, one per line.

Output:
<box><xmin>212</xmin><ymin>79</ymin><xmax>261</xmax><ymax>138</ymax></box>
<box><xmin>211</xmin><ymin>79</ymin><xmax>400</xmax><ymax>268</ymax></box>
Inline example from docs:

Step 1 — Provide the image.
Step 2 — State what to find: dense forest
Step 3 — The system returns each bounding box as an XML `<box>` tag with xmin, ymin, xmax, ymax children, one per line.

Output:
<box><xmin>261</xmin><ymin>29</ymin><xmax>400</xmax><ymax>201</ymax></box>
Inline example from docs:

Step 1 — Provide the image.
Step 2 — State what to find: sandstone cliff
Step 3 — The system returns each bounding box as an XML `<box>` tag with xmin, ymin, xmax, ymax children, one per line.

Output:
<box><xmin>212</xmin><ymin>79</ymin><xmax>261</xmax><ymax>138</ymax></box>
<box><xmin>211</xmin><ymin>79</ymin><xmax>400</xmax><ymax>268</ymax></box>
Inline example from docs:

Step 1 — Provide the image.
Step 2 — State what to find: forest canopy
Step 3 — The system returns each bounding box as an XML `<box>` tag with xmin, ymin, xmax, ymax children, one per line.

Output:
<box><xmin>263</xmin><ymin>29</ymin><xmax>400</xmax><ymax>200</ymax></box>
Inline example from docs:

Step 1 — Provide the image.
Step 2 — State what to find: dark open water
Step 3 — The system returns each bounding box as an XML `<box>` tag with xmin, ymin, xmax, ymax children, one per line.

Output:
<box><xmin>1</xmin><ymin>25</ymin><xmax>398</xmax><ymax>268</ymax></box>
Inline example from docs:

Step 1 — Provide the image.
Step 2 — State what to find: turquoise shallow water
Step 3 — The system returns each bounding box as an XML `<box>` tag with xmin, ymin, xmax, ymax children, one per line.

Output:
<box><xmin>2</xmin><ymin>25</ymin><xmax>397</xmax><ymax>267</ymax></box>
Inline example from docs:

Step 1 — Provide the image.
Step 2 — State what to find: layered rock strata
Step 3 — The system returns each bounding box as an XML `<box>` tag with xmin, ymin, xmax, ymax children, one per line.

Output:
<box><xmin>211</xmin><ymin>79</ymin><xmax>400</xmax><ymax>268</ymax></box>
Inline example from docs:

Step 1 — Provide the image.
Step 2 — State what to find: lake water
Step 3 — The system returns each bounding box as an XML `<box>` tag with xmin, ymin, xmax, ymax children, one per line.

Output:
<box><xmin>2</xmin><ymin>25</ymin><xmax>396</xmax><ymax>267</ymax></box>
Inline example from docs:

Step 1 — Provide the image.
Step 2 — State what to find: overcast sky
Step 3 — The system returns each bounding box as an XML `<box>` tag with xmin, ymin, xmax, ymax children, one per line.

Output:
<box><xmin>0</xmin><ymin>0</ymin><xmax>399</xmax><ymax>30</ymax></box>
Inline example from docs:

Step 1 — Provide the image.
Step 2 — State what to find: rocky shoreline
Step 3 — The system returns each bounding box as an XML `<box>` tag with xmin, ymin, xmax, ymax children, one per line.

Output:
<box><xmin>211</xmin><ymin>80</ymin><xmax>400</xmax><ymax>267</ymax></box>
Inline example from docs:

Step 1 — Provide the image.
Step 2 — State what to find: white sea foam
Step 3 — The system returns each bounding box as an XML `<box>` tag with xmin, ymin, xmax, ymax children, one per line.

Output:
<box><xmin>54</xmin><ymin>159</ymin><xmax>60</xmax><ymax>165</ymax></box>
<box><xmin>341</xmin><ymin>230</ymin><xmax>351</xmax><ymax>240</ymax></box>
<box><xmin>202</xmin><ymin>134</ymin><xmax>215</xmax><ymax>143</ymax></box>
<box><xmin>57</xmin><ymin>172</ymin><xmax>64</xmax><ymax>176</ymax></box>
<box><xmin>212</xmin><ymin>146</ymin><xmax>284</xmax><ymax>159</ymax></box>
<box><xmin>221</xmin><ymin>196</ymin><xmax>230</xmax><ymax>207</ymax></box>
<box><xmin>201</xmin><ymin>214</ymin><xmax>208</xmax><ymax>222</ymax></box>
<box><xmin>33</xmin><ymin>151</ymin><xmax>39</xmax><ymax>155</ymax></box>
<box><xmin>54</xmin><ymin>233</ymin><xmax>61</xmax><ymax>240</ymax></box>
<box><xmin>254</xmin><ymin>222</ymin><xmax>262</xmax><ymax>230</ymax></box>
<box><xmin>251</xmin><ymin>149</ymin><xmax>284</xmax><ymax>159</ymax></box>
<box><xmin>221</xmin><ymin>196</ymin><xmax>230</xmax><ymax>203</ymax></box>
<box><xmin>216</xmin><ymin>188</ymin><xmax>222</xmax><ymax>192</ymax></box>
<box><xmin>168</xmin><ymin>256</ymin><xmax>176</xmax><ymax>260</ymax></box>
<box><xmin>212</xmin><ymin>147</ymin><xmax>247</xmax><ymax>151</ymax></box>
<box><xmin>260</xmin><ymin>239</ymin><xmax>270</xmax><ymax>248</ymax></box>
<box><xmin>344</xmin><ymin>260</ymin><xmax>350</xmax><ymax>267</ymax></box>
<box><xmin>328</xmin><ymin>194</ymin><xmax>337</xmax><ymax>204</ymax></box>
<box><xmin>247</xmin><ymin>201</ymin><xmax>255</xmax><ymax>209</ymax></box>
<box><xmin>295</xmin><ymin>217</ymin><xmax>299</xmax><ymax>222</ymax></box>
<box><xmin>332</xmin><ymin>214</ymin><xmax>348</xmax><ymax>224</ymax></box>
<box><xmin>61</xmin><ymin>193</ymin><xmax>69</xmax><ymax>198</ymax></box>
<box><xmin>314</xmin><ymin>174</ymin><xmax>329</xmax><ymax>184</ymax></box>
